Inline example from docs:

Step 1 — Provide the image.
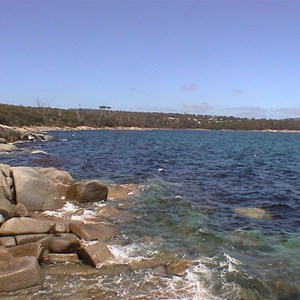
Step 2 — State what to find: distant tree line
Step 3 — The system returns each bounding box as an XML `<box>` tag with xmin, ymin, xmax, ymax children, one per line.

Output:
<box><xmin>0</xmin><ymin>103</ymin><xmax>300</xmax><ymax>131</ymax></box>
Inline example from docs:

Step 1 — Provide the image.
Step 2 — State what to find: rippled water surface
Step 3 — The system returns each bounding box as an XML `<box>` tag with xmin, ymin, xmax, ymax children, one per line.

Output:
<box><xmin>2</xmin><ymin>130</ymin><xmax>300</xmax><ymax>299</ymax></box>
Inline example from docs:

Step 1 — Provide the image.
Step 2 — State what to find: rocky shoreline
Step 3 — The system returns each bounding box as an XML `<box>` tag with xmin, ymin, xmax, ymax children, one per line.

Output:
<box><xmin>0</xmin><ymin>124</ymin><xmax>190</xmax><ymax>294</ymax></box>
<box><xmin>0</xmin><ymin>163</ymin><xmax>189</xmax><ymax>293</ymax></box>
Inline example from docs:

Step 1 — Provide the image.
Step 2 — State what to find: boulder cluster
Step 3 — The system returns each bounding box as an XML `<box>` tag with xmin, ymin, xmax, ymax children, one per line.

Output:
<box><xmin>0</xmin><ymin>163</ymin><xmax>113</xmax><ymax>292</ymax></box>
<box><xmin>0</xmin><ymin>124</ymin><xmax>53</xmax><ymax>152</ymax></box>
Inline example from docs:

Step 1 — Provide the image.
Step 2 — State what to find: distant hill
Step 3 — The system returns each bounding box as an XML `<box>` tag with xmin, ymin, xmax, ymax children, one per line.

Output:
<box><xmin>0</xmin><ymin>103</ymin><xmax>300</xmax><ymax>131</ymax></box>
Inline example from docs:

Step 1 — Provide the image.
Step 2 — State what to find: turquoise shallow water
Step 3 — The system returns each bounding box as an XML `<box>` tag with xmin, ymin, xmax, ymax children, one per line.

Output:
<box><xmin>1</xmin><ymin>130</ymin><xmax>300</xmax><ymax>299</ymax></box>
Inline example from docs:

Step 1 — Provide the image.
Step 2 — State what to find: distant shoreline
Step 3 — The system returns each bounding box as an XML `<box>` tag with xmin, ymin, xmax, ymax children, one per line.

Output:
<box><xmin>21</xmin><ymin>125</ymin><xmax>300</xmax><ymax>134</ymax></box>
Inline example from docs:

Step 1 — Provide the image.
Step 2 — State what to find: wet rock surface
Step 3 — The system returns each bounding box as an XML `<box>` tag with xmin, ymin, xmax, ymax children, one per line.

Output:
<box><xmin>77</xmin><ymin>242</ymin><xmax>114</xmax><ymax>267</ymax></box>
<box><xmin>0</xmin><ymin>256</ymin><xmax>44</xmax><ymax>292</ymax></box>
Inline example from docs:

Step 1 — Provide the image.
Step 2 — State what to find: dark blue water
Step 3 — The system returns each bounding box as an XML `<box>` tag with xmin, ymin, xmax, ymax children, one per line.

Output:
<box><xmin>2</xmin><ymin>130</ymin><xmax>300</xmax><ymax>299</ymax></box>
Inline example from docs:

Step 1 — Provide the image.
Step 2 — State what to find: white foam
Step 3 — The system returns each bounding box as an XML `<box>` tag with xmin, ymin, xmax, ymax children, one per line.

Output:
<box><xmin>107</xmin><ymin>243</ymin><xmax>157</xmax><ymax>264</ymax></box>
<box><xmin>31</xmin><ymin>150</ymin><xmax>48</xmax><ymax>155</ymax></box>
<box><xmin>221</xmin><ymin>253</ymin><xmax>242</xmax><ymax>273</ymax></box>
<box><xmin>62</xmin><ymin>202</ymin><xmax>79</xmax><ymax>212</ymax></box>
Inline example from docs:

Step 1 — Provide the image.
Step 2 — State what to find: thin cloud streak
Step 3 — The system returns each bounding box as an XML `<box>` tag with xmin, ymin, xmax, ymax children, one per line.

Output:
<box><xmin>229</xmin><ymin>106</ymin><xmax>300</xmax><ymax>119</ymax></box>
<box><xmin>232</xmin><ymin>89</ymin><xmax>243</xmax><ymax>94</ymax></box>
<box><xmin>182</xmin><ymin>101</ymin><xmax>213</xmax><ymax>113</ymax></box>
<box><xmin>274</xmin><ymin>107</ymin><xmax>300</xmax><ymax>116</ymax></box>
<box><xmin>180</xmin><ymin>83</ymin><xmax>198</xmax><ymax>91</ymax></box>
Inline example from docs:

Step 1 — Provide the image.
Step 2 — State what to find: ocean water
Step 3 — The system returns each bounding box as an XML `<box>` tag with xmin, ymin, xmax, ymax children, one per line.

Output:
<box><xmin>1</xmin><ymin>130</ymin><xmax>300</xmax><ymax>299</ymax></box>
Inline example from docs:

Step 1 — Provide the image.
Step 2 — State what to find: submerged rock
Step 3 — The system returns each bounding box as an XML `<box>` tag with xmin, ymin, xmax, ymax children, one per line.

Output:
<box><xmin>129</xmin><ymin>258</ymin><xmax>163</xmax><ymax>271</ymax></box>
<box><xmin>97</xmin><ymin>264</ymin><xmax>132</xmax><ymax>276</ymax></box>
<box><xmin>164</xmin><ymin>259</ymin><xmax>191</xmax><ymax>277</ymax></box>
<box><xmin>108</xmin><ymin>183</ymin><xmax>138</xmax><ymax>200</ymax></box>
<box><xmin>0</xmin><ymin>144</ymin><xmax>17</xmax><ymax>152</ymax></box>
<box><xmin>97</xmin><ymin>205</ymin><xmax>122</xmax><ymax>218</ymax></box>
<box><xmin>234</xmin><ymin>207</ymin><xmax>271</xmax><ymax>220</ymax></box>
<box><xmin>0</xmin><ymin>256</ymin><xmax>44</xmax><ymax>292</ymax></box>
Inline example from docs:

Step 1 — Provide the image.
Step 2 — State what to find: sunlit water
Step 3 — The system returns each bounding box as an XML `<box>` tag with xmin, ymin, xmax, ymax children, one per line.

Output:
<box><xmin>1</xmin><ymin>130</ymin><xmax>300</xmax><ymax>299</ymax></box>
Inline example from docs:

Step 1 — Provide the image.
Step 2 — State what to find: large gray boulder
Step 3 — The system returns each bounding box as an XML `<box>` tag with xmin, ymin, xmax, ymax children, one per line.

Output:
<box><xmin>0</xmin><ymin>196</ymin><xmax>15</xmax><ymax>219</ymax></box>
<box><xmin>35</xmin><ymin>167</ymin><xmax>73</xmax><ymax>185</ymax></box>
<box><xmin>0</xmin><ymin>256</ymin><xmax>44</xmax><ymax>292</ymax></box>
<box><xmin>12</xmin><ymin>166</ymin><xmax>73</xmax><ymax>211</ymax></box>
<box><xmin>0</xmin><ymin>165</ymin><xmax>15</xmax><ymax>218</ymax></box>
<box><xmin>0</xmin><ymin>125</ymin><xmax>22</xmax><ymax>143</ymax></box>
<box><xmin>0</xmin><ymin>165</ymin><xmax>14</xmax><ymax>202</ymax></box>
<box><xmin>66</xmin><ymin>180</ymin><xmax>108</xmax><ymax>203</ymax></box>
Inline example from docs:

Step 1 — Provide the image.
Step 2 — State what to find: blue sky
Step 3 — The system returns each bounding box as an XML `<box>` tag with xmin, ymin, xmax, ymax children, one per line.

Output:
<box><xmin>0</xmin><ymin>1</ymin><xmax>299</xmax><ymax>119</ymax></box>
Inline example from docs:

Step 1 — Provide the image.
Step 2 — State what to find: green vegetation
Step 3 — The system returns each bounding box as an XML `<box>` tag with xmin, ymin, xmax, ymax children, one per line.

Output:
<box><xmin>0</xmin><ymin>103</ymin><xmax>299</xmax><ymax>131</ymax></box>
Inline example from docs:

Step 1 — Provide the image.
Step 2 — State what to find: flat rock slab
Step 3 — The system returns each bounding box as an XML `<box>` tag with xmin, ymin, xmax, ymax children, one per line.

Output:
<box><xmin>0</xmin><ymin>217</ymin><xmax>52</xmax><ymax>236</ymax></box>
<box><xmin>0</xmin><ymin>256</ymin><xmax>43</xmax><ymax>292</ymax></box>
<box><xmin>70</xmin><ymin>223</ymin><xmax>117</xmax><ymax>241</ymax></box>
<box><xmin>0</xmin><ymin>236</ymin><xmax>16</xmax><ymax>247</ymax></box>
<box><xmin>41</xmin><ymin>262</ymin><xmax>102</xmax><ymax>277</ymax></box>
<box><xmin>45</xmin><ymin>253</ymin><xmax>80</xmax><ymax>264</ymax></box>
<box><xmin>77</xmin><ymin>242</ymin><xmax>114</xmax><ymax>267</ymax></box>
<box><xmin>7</xmin><ymin>242</ymin><xmax>45</xmax><ymax>262</ymax></box>
<box><xmin>15</xmin><ymin>233</ymin><xmax>50</xmax><ymax>245</ymax></box>
<box><xmin>48</xmin><ymin>235</ymin><xmax>81</xmax><ymax>253</ymax></box>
